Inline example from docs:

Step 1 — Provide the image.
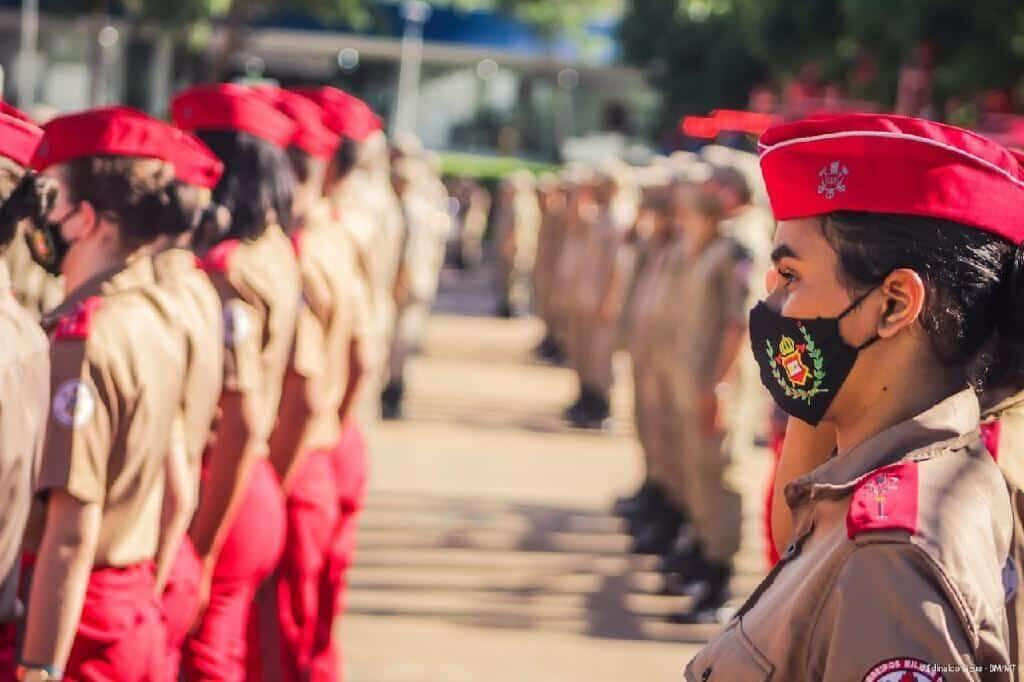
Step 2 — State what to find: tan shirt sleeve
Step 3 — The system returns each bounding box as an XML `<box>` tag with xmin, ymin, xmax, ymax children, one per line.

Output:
<box><xmin>37</xmin><ymin>337</ymin><xmax>115</xmax><ymax>505</ymax></box>
<box><xmin>718</xmin><ymin>245</ymin><xmax>751</xmax><ymax>328</ymax></box>
<box><xmin>808</xmin><ymin>544</ymin><xmax>979</xmax><ymax>681</ymax></box>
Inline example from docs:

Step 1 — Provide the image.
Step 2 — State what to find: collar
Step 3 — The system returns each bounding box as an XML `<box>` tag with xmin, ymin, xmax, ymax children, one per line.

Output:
<box><xmin>41</xmin><ymin>254</ymin><xmax>155</xmax><ymax>332</ymax></box>
<box><xmin>785</xmin><ymin>388</ymin><xmax>980</xmax><ymax>509</ymax></box>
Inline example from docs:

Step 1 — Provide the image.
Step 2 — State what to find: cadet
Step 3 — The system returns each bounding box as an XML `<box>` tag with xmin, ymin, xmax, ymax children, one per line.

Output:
<box><xmin>292</xmin><ymin>86</ymin><xmax>375</xmax><ymax>679</ymax></box>
<box><xmin>546</xmin><ymin>167</ymin><xmax>593</xmax><ymax>372</ymax></box>
<box><xmin>532</xmin><ymin>174</ymin><xmax>568</xmax><ymax>363</ymax></box>
<box><xmin>688</xmin><ymin>114</ymin><xmax>1023</xmax><ymax>680</ymax></box>
<box><xmin>172</xmin><ymin>84</ymin><xmax>300</xmax><ymax>680</ymax></box>
<box><xmin>151</xmin><ymin>125</ymin><xmax>227</xmax><ymax>680</ymax></box>
<box><xmin>493</xmin><ymin>170</ymin><xmax>541</xmax><ymax>319</ymax></box>
<box><xmin>615</xmin><ymin>179</ymin><xmax>676</xmax><ymax>529</ymax></box>
<box><xmin>0</xmin><ymin>113</ymin><xmax>50</xmax><ymax>679</ymax></box>
<box><xmin>19</xmin><ymin>108</ymin><xmax>189</xmax><ymax>681</ymax></box>
<box><xmin>383</xmin><ymin>156</ymin><xmax>450</xmax><ymax>419</ymax></box>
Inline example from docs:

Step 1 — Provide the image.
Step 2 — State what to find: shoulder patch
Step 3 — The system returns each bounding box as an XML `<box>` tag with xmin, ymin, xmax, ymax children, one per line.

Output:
<box><xmin>846</xmin><ymin>461</ymin><xmax>919</xmax><ymax>539</ymax></box>
<box><xmin>290</xmin><ymin>228</ymin><xmax>306</xmax><ymax>258</ymax></box>
<box><xmin>201</xmin><ymin>239</ymin><xmax>241</xmax><ymax>274</ymax></box>
<box><xmin>863</xmin><ymin>657</ymin><xmax>943</xmax><ymax>681</ymax></box>
<box><xmin>53</xmin><ymin>297</ymin><xmax>104</xmax><ymax>341</ymax></box>
<box><xmin>53</xmin><ymin>379</ymin><xmax>96</xmax><ymax>428</ymax></box>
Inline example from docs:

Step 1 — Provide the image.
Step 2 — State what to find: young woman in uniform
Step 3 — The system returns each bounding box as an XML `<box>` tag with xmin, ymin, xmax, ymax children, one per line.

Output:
<box><xmin>687</xmin><ymin>113</ymin><xmax>1024</xmax><ymax>680</ymax></box>
<box><xmin>17</xmin><ymin>108</ymin><xmax>190</xmax><ymax>681</ymax></box>
<box><xmin>171</xmin><ymin>83</ymin><xmax>301</xmax><ymax>681</ymax></box>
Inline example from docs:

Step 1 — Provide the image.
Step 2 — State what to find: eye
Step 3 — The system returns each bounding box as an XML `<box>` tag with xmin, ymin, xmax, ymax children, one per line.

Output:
<box><xmin>777</xmin><ymin>266</ymin><xmax>798</xmax><ymax>288</ymax></box>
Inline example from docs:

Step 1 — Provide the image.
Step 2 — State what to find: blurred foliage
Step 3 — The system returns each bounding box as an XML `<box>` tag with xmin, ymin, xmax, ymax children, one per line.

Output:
<box><xmin>621</xmin><ymin>0</ymin><xmax>1024</xmax><ymax>126</ymax></box>
<box><xmin>440</xmin><ymin>151</ymin><xmax>556</xmax><ymax>181</ymax></box>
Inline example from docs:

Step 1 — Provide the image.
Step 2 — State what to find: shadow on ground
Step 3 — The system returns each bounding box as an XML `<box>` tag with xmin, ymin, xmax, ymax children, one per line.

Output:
<box><xmin>347</xmin><ymin>492</ymin><xmax>764</xmax><ymax>646</ymax></box>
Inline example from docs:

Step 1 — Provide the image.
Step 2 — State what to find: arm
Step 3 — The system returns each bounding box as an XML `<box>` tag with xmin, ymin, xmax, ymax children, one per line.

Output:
<box><xmin>771</xmin><ymin>418</ymin><xmax>835</xmax><ymax>554</ymax></box>
<box><xmin>268</xmin><ymin>368</ymin><xmax>315</xmax><ymax>493</ymax></box>
<box><xmin>188</xmin><ymin>390</ymin><xmax>261</xmax><ymax>583</ymax></box>
<box><xmin>21</xmin><ymin>491</ymin><xmax>101</xmax><ymax>670</ymax></box>
<box><xmin>338</xmin><ymin>338</ymin><xmax>367</xmax><ymax>427</ymax></box>
<box><xmin>154</xmin><ymin>414</ymin><xmax>193</xmax><ymax>593</ymax></box>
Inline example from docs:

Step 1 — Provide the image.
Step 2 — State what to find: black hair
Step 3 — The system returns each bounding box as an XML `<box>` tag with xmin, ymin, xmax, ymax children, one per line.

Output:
<box><xmin>159</xmin><ymin>181</ymin><xmax>203</xmax><ymax>237</ymax></box>
<box><xmin>822</xmin><ymin>211</ymin><xmax>1024</xmax><ymax>391</ymax></box>
<box><xmin>0</xmin><ymin>157</ymin><xmax>28</xmax><ymax>250</ymax></box>
<box><xmin>65</xmin><ymin>155</ymin><xmax>177</xmax><ymax>250</ymax></box>
<box><xmin>195</xmin><ymin>130</ymin><xmax>295</xmax><ymax>241</ymax></box>
<box><xmin>332</xmin><ymin>138</ymin><xmax>360</xmax><ymax>181</ymax></box>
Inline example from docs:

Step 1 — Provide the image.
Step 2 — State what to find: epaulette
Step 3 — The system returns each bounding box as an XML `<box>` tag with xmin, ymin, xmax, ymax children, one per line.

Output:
<box><xmin>201</xmin><ymin>239</ymin><xmax>241</xmax><ymax>274</ymax></box>
<box><xmin>290</xmin><ymin>228</ymin><xmax>306</xmax><ymax>258</ymax></box>
<box><xmin>846</xmin><ymin>461</ymin><xmax>919</xmax><ymax>539</ymax></box>
<box><xmin>53</xmin><ymin>296</ymin><xmax>104</xmax><ymax>341</ymax></box>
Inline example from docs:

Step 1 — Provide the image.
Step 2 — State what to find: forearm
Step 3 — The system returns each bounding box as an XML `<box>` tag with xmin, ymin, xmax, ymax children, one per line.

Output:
<box><xmin>269</xmin><ymin>370</ymin><xmax>315</xmax><ymax>493</ymax></box>
<box><xmin>188</xmin><ymin>393</ymin><xmax>259</xmax><ymax>568</ymax></box>
<box><xmin>338</xmin><ymin>340</ymin><xmax>366</xmax><ymax>426</ymax></box>
<box><xmin>771</xmin><ymin>418</ymin><xmax>836</xmax><ymax>553</ymax></box>
<box><xmin>155</xmin><ymin>420</ymin><xmax>194</xmax><ymax>593</ymax></box>
<box><xmin>22</xmin><ymin>493</ymin><xmax>101</xmax><ymax>669</ymax></box>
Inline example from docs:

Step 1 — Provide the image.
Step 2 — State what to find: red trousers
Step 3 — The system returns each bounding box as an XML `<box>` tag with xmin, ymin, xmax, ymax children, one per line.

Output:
<box><xmin>308</xmin><ymin>421</ymin><xmax>368</xmax><ymax>682</ymax></box>
<box><xmin>65</xmin><ymin>562</ymin><xmax>166</xmax><ymax>682</ymax></box>
<box><xmin>184</xmin><ymin>458</ymin><xmax>286</xmax><ymax>682</ymax></box>
<box><xmin>161</xmin><ymin>537</ymin><xmax>202</xmax><ymax>681</ymax></box>
<box><xmin>276</xmin><ymin>448</ymin><xmax>340</xmax><ymax>682</ymax></box>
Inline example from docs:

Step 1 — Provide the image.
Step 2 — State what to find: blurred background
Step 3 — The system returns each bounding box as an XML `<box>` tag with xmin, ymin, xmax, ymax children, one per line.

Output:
<box><xmin>6</xmin><ymin>0</ymin><xmax>1024</xmax><ymax>167</ymax></box>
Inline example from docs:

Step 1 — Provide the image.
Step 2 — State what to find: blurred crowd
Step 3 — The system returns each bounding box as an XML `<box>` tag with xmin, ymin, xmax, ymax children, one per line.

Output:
<box><xmin>489</xmin><ymin>146</ymin><xmax>777</xmax><ymax>623</ymax></box>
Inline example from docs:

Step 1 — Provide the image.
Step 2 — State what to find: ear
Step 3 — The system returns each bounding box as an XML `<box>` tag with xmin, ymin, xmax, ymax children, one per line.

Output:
<box><xmin>876</xmin><ymin>268</ymin><xmax>926</xmax><ymax>338</ymax></box>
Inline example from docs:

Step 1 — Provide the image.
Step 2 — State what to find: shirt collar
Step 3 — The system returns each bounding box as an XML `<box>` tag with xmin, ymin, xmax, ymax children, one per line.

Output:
<box><xmin>785</xmin><ymin>388</ymin><xmax>980</xmax><ymax>509</ymax></box>
<box><xmin>41</xmin><ymin>255</ymin><xmax>155</xmax><ymax>332</ymax></box>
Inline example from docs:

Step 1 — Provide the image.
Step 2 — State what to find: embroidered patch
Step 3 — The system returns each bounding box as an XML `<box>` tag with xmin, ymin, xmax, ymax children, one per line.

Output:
<box><xmin>223</xmin><ymin>301</ymin><xmax>252</xmax><ymax>347</ymax></box>
<box><xmin>817</xmin><ymin>161</ymin><xmax>849</xmax><ymax>199</ymax></box>
<box><xmin>847</xmin><ymin>462</ymin><xmax>919</xmax><ymax>538</ymax></box>
<box><xmin>765</xmin><ymin>323</ymin><xmax>827</xmax><ymax>403</ymax></box>
<box><xmin>863</xmin><ymin>658</ymin><xmax>943</xmax><ymax>681</ymax></box>
<box><xmin>53</xmin><ymin>379</ymin><xmax>95</xmax><ymax>428</ymax></box>
<box><xmin>53</xmin><ymin>297</ymin><xmax>104</xmax><ymax>341</ymax></box>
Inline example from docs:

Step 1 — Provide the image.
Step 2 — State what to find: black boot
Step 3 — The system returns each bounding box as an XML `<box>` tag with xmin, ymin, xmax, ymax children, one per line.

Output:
<box><xmin>613</xmin><ymin>479</ymin><xmax>655</xmax><ymax>518</ymax></box>
<box><xmin>631</xmin><ymin>505</ymin><xmax>684</xmax><ymax>555</ymax></box>
<box><xmin>563</xmin><ymin>386</ymin><xmax>592</xmax><ymax>422</ymax></box>
<box><xmin>534</xmin><ymin>333</ymin><xmax>559</xmax><ymax>361</ymax></box>
<box><xmin>381</xmin><ymin>379</ymin><xmax>404</xmax><ymax>420</ymax></box>
<box><xmin>571</xmin><ymin>392</ymin><xmax>611</xmax><ymax>430</ymax></box>
<box><xmin>668</xmin><ymin>560</ymin><xmax>733</xmax><ymax>624</ymax></box>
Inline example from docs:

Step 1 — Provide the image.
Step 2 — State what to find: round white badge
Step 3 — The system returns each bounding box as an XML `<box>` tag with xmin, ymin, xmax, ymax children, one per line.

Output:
<box><xmin>223</xmin><ymin>302</ymin><xmax>252</xmax><ymax>347</ymax></box>
<box><xmin>864</xmin><ymin>659</ymin><xmax>944</xmax><ymax>682</ymax></box>
<box><xmin>53</xmin><ymin>379</ymin><xmax>96</xmax><ymax>428</ymax></box>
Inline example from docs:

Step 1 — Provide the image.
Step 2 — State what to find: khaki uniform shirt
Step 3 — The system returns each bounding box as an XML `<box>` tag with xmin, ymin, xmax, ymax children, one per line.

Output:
<box><xmin>292</xmin><ymin>202</ymin><xmax>372</xmax><ymax>450</ymax></box>
<box><xmin>0</xmin><ymin>261</ymin><xmax>49</xmax><ymax>620</ymax></box>
<box><xmin>202</xmin><ymin>226</ymin><xmax>301</xmax><ymax>445</ymax></box>
<box><xmin>626</xmin><ymin>236</ymin><xmax>674</xmax><ymax>362</ymax></box>
<box><xmin>153</xmin><ymin>247</ymin><xmax>224</xmax><ymax>490</ymax></box>
<box><xmin>26</xmin><ymin>257</ymin><xmax>186</xmax><ymax>567</ymax></box>
<box><xmin>687</xmin><ymin>390</ymin><xmax>1014</xmax><ymax>682</ymax></box>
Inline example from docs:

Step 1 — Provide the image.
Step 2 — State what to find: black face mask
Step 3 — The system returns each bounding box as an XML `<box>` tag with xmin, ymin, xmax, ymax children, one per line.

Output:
<box><xmin>749</xmin><ymin>289</ymin><xmax>879</xmax><ymax>426</ymax></box>
<box><xmin>25</xmin><ymin>205</ymin><xmax>78</xmax><ymax>277</ymax></box>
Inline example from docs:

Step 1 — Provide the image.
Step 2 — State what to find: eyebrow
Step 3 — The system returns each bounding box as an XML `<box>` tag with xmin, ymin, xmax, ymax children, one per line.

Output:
<box><xmin>770</xmin><ymin>244</ymin><xmax>799</xmax><ymax>263</ymax></box>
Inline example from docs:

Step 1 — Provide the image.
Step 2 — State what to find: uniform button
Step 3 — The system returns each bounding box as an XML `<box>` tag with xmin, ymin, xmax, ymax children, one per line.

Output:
<box><xmin>701</xmin><ymin>667</ymin><xmax>712</xmax><ymax>681</ymax></box>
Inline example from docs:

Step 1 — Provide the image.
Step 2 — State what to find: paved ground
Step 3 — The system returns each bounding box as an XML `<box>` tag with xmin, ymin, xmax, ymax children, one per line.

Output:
<box><xmin>341</xmin><ymin>268</ymin><xmax>771</xmax><ymax>682</ymax></box>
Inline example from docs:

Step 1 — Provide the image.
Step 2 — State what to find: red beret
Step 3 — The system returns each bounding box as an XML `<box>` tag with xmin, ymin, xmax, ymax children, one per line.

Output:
<box><xmin>290</xmin><ymin>86</ymin><xmax>382</xmax><ymax>142</ymax></box>
<box><xmin>0</xmin><ymin>101</ymin><xmax>34</xmax><ymax>125</ymax></box>
<box><xmin>254</xmin><ymin>87</ymin><xmax>339</xmax><ymax>159</ymax></box>
<box><xmin>0</xmin><ymin>112</ymin><xmax>42</xmax><ymax>167</ymax></box>
<box><xmin>759</xmin><ymin>113</ymin><xmax>1024</xmax><ymax>244</ymax></box>
<box><xmin>32</xmin><ymin>106</ymin><xmax>174</xmax><ymax>172</ymax></box>
<box><xmin>168</xmin><ymin>128</ymin><xmax>224</xmax><ymax>189</ymax></box>
<box><xmin>171</xmin><ymin>83</ymin><xmax>296</xmax><ymax>150</ymax></box>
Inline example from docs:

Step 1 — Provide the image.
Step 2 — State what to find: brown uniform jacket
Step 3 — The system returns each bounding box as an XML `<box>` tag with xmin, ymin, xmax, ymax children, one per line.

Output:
<box><xmin>202</xmin><ymin>226</ymin><xmax>301</xmax><ymax>446</ymax></box>
<box><xmin>687</xmin><ymin>390</ymin><xmax>1013</xmax><ymax>681</ymax></box>
<box><xmin>0</xmin><ymin>261</ymin><xmax>49</xmax><ymax>620</ymax></box>
<box><xmin>291</xmin><ymin>203</ymin><xmax>371</xmax><ymax>450</ymax></box>
<box><xmin>26</xmin><ymin>256</ymin><xmax>186</xmax><ymax>567</ymax></box>
<box><xmin>153</xmin><ymin>247</ymin><xmax>224</xmax><ymax>489</ymax></box>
